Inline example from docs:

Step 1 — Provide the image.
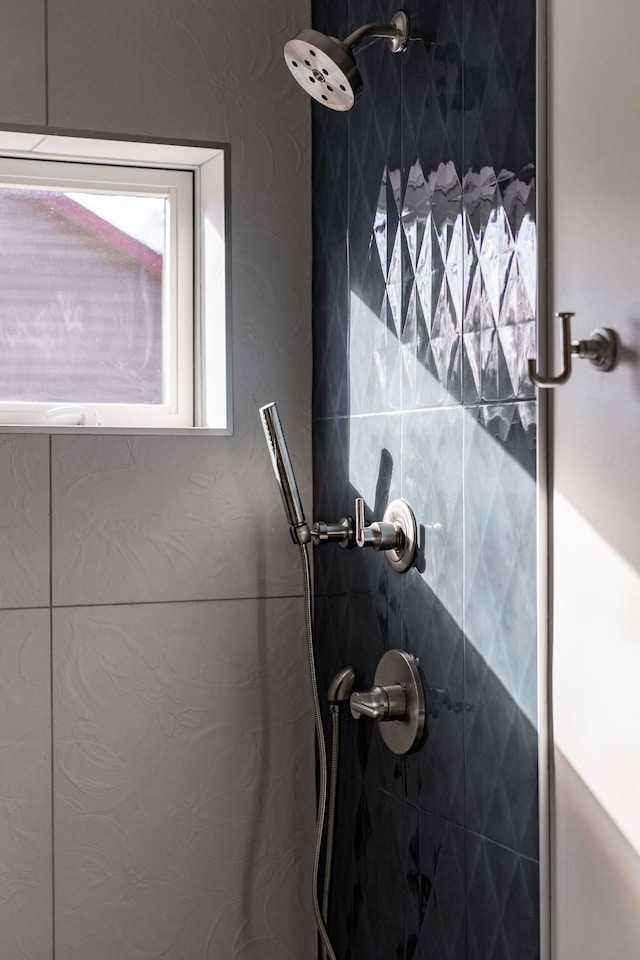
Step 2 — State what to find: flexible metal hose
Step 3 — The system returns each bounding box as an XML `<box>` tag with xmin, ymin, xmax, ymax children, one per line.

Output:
<box><xmin>321</xmin><ymin>709</ymin><xmax>341</xmax><ymax>960</ymax></box>
<box><xmin>298</xmin><ymin>543</ymin><xmax>339</xmax><ymax>960</ymax></box>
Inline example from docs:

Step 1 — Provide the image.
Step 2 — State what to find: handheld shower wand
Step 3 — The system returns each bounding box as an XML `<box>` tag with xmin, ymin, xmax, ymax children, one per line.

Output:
<box><xmin>259</xmin><ymin>402</ymin><xmax>311</xmax><ymax>545</ymax></box>
<box><xmin>259</xmin><ymin>401</ymin><xmax>417</xmax><ymax>570</ymax></box>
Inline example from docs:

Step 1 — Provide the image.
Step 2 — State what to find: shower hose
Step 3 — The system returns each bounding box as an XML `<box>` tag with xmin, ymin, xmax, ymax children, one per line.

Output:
<box><xmin>299</xmin><ymin>542</ymin><xmax>341</xmax><ymax>960</ymax></box>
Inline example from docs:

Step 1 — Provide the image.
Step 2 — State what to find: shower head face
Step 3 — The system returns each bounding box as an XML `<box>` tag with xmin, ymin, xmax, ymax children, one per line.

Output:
<box><xmin>259</xmin><ymin>402</ymin><xmax>311</xmax><ymax>545</ymax></box>
<box><xmin>284</xmin><ymin>29</ymin><xmax>363</xmax><ymax>111</ymax></box>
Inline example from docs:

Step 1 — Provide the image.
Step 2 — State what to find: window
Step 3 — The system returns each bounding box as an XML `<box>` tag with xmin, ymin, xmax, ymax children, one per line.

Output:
<box><xmin>0</xmin><ymin>132</ymin><xmax>230</xmax><ymax>433</ymax></box>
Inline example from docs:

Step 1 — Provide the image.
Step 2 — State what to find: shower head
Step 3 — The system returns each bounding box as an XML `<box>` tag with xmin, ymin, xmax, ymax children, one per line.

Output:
<box><xmin>259</xmin><ymin>402</ymin><xmax>311</xmax><ymax>546</ymax></box>
<box><xmin>284</xmin><ymin>11</ymin><xmax>409</xmax><ymax>111</ymax></box>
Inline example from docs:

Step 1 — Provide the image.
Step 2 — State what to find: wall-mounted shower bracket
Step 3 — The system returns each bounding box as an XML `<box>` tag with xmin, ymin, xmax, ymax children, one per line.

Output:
<box><xmin>350</xmin><ymin>649</ymin><xmax>425</xmax><ymax>754</ymax></box>
<box><xmin>528</xmin><ymin>311</ymin><xmax>619</xmax><ymax>388</ymax></box>
<box><xmin>310</xmin><ymin>516</ymin><xmax>354</xmax><ymax>547</ymax></box>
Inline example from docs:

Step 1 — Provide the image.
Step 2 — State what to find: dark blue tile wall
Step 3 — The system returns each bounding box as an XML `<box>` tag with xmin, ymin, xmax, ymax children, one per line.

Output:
<box><xmin>311</xmin><ymin>1</ymin><xmax>538</xmax><ymax>958</ymax></box>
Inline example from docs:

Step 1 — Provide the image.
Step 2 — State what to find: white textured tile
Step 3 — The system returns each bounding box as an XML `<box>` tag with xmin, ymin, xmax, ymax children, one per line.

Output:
<box><xmin>0</xmin><ymin>0</ymin><xmax>45</xmax><ymax>125</ymax></box>
<box><xmin>53</xmin><ymin>597</ymin><xmax>315</xmax><ymax>959</ymax></box>
<box><xmin>51</xmin><ymin>432</ymin><xmax>308</xmax><ymax>606</ymax></box>
<box><xmin>0</xmin><ymin>435</ymin><xmax>50</xmax><ymax>610</ymax></box>
<box><xmin>0</xmin><ymin>608</ymin><xmax>52</xmax><ymax>958</ymax></box>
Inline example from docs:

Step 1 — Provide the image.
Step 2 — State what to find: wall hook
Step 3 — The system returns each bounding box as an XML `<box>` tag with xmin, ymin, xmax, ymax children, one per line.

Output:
<box><xmin>528</xmin><ymin>312</ymin><xmax>619</xmax><ymax>388</ymax></box>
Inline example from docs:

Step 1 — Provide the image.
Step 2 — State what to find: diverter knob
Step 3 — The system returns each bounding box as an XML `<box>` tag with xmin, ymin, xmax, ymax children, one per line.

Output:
<box><xmin>349</xmin><ymin>649</ymin><xmax>425</xmax><ymax>755</ymax></box>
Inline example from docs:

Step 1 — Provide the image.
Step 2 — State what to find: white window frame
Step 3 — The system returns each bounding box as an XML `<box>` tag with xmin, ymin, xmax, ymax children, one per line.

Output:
<box><xmin>0</xmin><ymin>130</ymin><xmax>231</xmax><ymax>434</ymax></box>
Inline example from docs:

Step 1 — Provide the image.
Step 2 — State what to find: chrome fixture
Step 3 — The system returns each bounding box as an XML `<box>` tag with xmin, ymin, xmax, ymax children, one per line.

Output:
<box><xmin>327</xmin><ymin>666</ymin><xmax>356</xmax><ymax>709</ymax></box>
<box><xmin>312</xmin><ymin>496</ymin><xmax>417</xmax><ymax>572</ymax></box>
<box><xmin>259</xmin><ymin>402</ymin><xmax>310</xmax><ymax>545</ymax></box>
<box><xmin>350</xmin><ymin>649</ymin><xmax>426</xmax><ymax>755</ymax></box>
<box><xmin>528</xmin><ymin>311</ymin><xmax>619</xmax><ymax>388</ymax></box>
<box><xmin>311</xmin><ymin>497</ymin><xmax>418</xmax><ymax>573</ymax></box>
<box><xmin>260</xmin><ymin>402</ymin><xmax>417</xmax><ymax>573</ymax></box>
<box><xmin>322</xmin><ymin>667</ymin><xmax>356</xmax><ymax>960</ymax></box>
<box><xmin>283</xmin><ymin>11</ymin><xmax>409</xmax><ymax>112</ymax></box>
<box><xmin>259</xmin><ymin>402</ymin><xmax>422</xmax><ymax>960</ymax></box>
<box><xmin>354</xmin><ymin>496</ymin><xmax>417</xmax><ymax>573</ymax></box>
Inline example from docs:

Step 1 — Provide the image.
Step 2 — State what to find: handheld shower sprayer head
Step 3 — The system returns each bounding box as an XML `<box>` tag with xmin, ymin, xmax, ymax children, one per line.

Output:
<box><xmin>259</xmin><ymin>402</ymin><xmax>311</xmax><ymax>546</ymax></box>
<box><xmin>283</xmin><ymin>11</ymin><xmax>409</xmax><ymax>111</ymax></box>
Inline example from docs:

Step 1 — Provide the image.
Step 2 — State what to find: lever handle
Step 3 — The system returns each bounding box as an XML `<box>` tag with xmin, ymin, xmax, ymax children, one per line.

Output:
<box><xmin>350</xmin><ymin>683</ymin><xmax>406</xmax><ymax>721</ymax></box>
<box><xmin>354</xmin><ymin>497</ymin><xmax>403</xmax><ymax>550</ymax></box>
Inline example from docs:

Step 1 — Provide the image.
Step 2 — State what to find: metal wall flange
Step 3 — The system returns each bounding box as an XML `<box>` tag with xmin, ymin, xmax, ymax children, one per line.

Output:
<box><xmin>350</xmin><ymin>649</ymin><xmax>425</xmax><ymax>754</ymax></box>
<box><xmin>575</xmin><ymin>327</ymin><xmax>618</xmax><ymax>371</ymax></box>
<box><xmin>383</xmin><ymin>499</ymin><xmax>417</xmax><ymax>573</ymax></box>
<box><xmin>388</xmin><ymin>11</ymin><xmax>409</xmax><ymax>52</ymax></box>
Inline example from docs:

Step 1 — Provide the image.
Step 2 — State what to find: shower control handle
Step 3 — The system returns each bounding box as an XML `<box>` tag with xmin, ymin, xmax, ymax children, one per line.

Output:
<box><xmin>353</xmin><ymin>497</ymin><xmax>418</xmax><ymax>573</ymax></box>
<box><xmin>350</xmin><ymin>683</ymin><xmax>406</xmax><ymax>721</ymax></box>
<box><xmin>354</xmin><ymin>497</ymin><xmax>400</xmax><ymax>550</ymax></box>
<box><xmin>348</xmin><ymin>650</ymin><xmax>426</xmax><ymax>755</ymax></box>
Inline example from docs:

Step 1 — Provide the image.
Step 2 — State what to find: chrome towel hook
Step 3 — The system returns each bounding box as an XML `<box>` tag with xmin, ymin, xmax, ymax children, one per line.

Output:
<box><xmin>528</xmin><ymin>311</ymin><xmax>618</xmax><ymax>388</ymax></box>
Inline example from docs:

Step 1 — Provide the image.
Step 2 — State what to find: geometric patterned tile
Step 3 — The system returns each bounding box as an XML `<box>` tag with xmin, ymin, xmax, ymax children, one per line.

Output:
<box><xmin>311</xmin><ymin>0</ymin><xmax>538</xmax><ymax>955</ymax></box>
<box><xmin>463</xmin><ymin>402</ymin><xmax>538</xmax><ymax>856</ymax></box>
<box><xmin>463</xmin><ymin>402</ymin><xmax>537</xmax><ymax>722</ymax></box>
<box><xmin>404</xmin><ymin>809</ymin><xmax>467</xmax><ymax>960</ymax></box>
<box><xmin>466</xmin><ymin>835</ymin><xmax>539</xmax><ymax>960</ymax></box>
<box><xmin>350</xmin><ymin>790</ymin><xmax>406</xmax><ymax>960</ymax></box>
<box><xmin>401</xmin><ymin>160</ymin><xmax>463</xmax><ymax>407</ymax></box>
<box><xmin>463</xmin><ymin>169</ymin><xmax>536</xmax><ymax>402</ymax></box>
<box><xmin>401</xmin><ymin>408</ymin><xmax>464</xmax><ymax>621</ymax></box>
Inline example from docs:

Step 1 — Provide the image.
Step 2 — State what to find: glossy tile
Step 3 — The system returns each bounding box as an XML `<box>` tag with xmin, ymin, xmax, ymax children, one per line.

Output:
<box><xmin>53</xmin><ymin>597</ymin><xmax>314</xmax><ymax>960</ymax></box>
<box><xmin>401</xmin><ymin>585</ymin><xmax>465</xmax><ymax>821</ymax></box>
<box><xmin>313</xmin><ymin>98</ymin><xmax>350</xmax><ymax>420</ymax></box>
<box><xmin>0</xmin><ymin>608</ymin><xmax>52</xmax><ymax>959</ymax></box>
<box><xmin>400</xmin><ymin>407</ymin><xmax>465</xmax><ymax>818</ymax></box>
<box><xmin>350</xmin><ymin>789</ymin><xmax>405</xmax><ymax>960</ymax></box>
<box><xmin>463</xmin><ymin>0</ymin><xmax>536</xmax><ymax>178</ymax></box>
<box><xmin>466</xmin><ymin>834</ymin><xmax>539</xmax><ymax>960</ymax></box>
<box><xmin>401</xmin><ymin>408</ymin><xmax>464</xmax><ymax>619</ymax></box>
<box><xmin>404</xmin><ymin>808</ymin><xmax>467</xmax><ymax>960</ymax></box>
<box><xmin>348</xmin><ymin>47</ymin><xmax>403</xmax><ymax>417</ymax></box>
<box><xmin>310</xmin><ymin>0</ymin><xmax>539</xmax><ymax>957</ymax></box>
<box><xmin>0</xmin><ymin>435</ymin><xmax>50</xmax><ymax>610</ymax></box>
<box><xmin>401</xmin><ymin>160</ymin><xmax>464</xmax><ymax>408</ymax></box>
<box><xmin>401</xmin><ymin>0</ymin><xmax>463</xmax><ymax>177</ymax></box>
<box><xmin>463</xmin><ymin>168</ymin><xmax>536</xmax><ymax>403</ymax></box>
<box><xmin>463</xmin><ymin>402</ymin><xmax>538</xmax><ymax>855</ymax></box>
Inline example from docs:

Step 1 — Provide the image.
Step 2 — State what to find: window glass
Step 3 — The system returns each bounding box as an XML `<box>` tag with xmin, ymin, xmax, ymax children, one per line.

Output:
<box><xmin>0</xmin><ymin>134</ymin><xmax>230</xmax><ymax>433</ymax></box>
<box><xmin>0</xmin><ymin>186</ymin><xmax>167</xmax><ymax>406</ymax></box>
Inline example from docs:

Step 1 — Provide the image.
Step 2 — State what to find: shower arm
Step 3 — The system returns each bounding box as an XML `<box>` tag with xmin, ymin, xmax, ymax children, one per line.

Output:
<box><xmin>344</xmin><ymin>12</ymin><xmax>409</xmax><ymax>54</ymax></box>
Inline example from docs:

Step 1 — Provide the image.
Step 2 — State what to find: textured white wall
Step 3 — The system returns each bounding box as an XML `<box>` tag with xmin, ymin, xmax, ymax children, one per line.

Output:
<box><xmin>549</xmin><ymin>0</ymin><xmax>640</xmax><ymax>957</ymax></box>
<box><xmin>0</xmin><ymin>1</ymin><xmax>315</xmax><ymax>957</ymax></box>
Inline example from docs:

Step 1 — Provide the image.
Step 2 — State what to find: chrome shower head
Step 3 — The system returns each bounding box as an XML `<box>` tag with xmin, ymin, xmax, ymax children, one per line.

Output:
<box><xmin>284</xmin><ymin>11</ymin><xmax>409</xmax><ymax>112</ymax></box>
<box><xmin>259</xmin><ymin>402</ymin><xmax>311</xmax><ymax>546</ymax></box>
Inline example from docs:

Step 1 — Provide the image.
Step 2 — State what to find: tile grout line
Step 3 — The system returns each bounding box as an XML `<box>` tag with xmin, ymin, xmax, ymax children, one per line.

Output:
<box><xmin>44</xmin><ymin>0</ymin><xmax>49</xmax><ymax>127</ymax></box>
<box><xmin>0</xmin><ymin>593</ymin><xmax>305</xmax><ymax>613</ymax></box>
<box><xmin>49</xmin><ymin>434</ymin><xmax>55</xmax><ymax>960</ymax></box>
<box><xmin>460</xmin><ymin>4</ymin><xmax>469</xmax><ymax>954</ymax></box>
